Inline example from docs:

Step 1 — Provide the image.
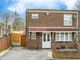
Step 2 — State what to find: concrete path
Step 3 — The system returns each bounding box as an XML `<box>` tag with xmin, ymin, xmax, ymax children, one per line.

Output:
<box><xmin>0</xmin><ymin>47</ymin><xmax>51</xmax><ymax>60</ymax></box>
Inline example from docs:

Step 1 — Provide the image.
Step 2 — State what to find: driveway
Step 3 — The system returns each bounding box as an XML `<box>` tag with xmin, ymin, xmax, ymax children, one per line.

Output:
<box><xmin>0</xmin><ymin>47</ymin><xmax>51</xmax><ymax>60</ymax></box>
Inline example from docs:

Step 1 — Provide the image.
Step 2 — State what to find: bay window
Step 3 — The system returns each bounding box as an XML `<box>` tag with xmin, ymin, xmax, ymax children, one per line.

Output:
<box><xmin>56</xmin><ymin>33</ymin><xmax>59</xmax><ymax>41</ymax></box>
<box><xmin>61</xmin><ymin>33</ymin><xmax>64</xmax><ymax>41</ymax></box>
<box><xmin>65</xmin><ymin>33</ymin><xmax>68</xmax><ymax>40</ymax></box>
<box><xmin>56</xmin><ymin>33</ymin><xmax>72</xmax><ymax>41</ymax></box>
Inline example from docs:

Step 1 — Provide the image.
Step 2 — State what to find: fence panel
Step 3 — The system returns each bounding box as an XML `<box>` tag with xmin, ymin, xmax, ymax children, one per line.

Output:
<box><xmin>0</xmin><ymin>35</ymin><xmax>11</xmax><ymax>52</ymax></box>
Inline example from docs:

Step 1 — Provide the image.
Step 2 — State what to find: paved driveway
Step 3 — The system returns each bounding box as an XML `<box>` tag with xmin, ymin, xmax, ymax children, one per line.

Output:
<box><xmin>0</xmin><ymin>47</ymin><xmax>51</xmax><ymax>60</ymax></box>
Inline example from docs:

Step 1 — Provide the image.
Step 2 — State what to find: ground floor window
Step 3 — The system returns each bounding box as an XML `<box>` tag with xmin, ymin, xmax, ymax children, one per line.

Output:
<box><xmin>55</xmin><ymin>32</ymin><xmax>72</xmax><ymax>41</ymax></box>
<box><xmin>29</xmin><ymin>32</ymin><xmax>36</xmax><ymax>39</ymax></box>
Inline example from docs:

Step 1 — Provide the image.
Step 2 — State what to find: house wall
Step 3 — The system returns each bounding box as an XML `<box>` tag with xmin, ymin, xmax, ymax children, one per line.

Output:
<box><xmin>26</xmin><ymin>9</ymin><xmax>79</xmax><ymax>49</ymax></box>
<box><xmin>27</xmin><ymin>11</ymin><xmax>77</xmax><ymax>27</ymax></box>
<box><xmin>78</xmin><ymin>11</ymin><xmax>80</xmax><ymax>27</ymax></box>
<box><xmin>78</xmin><ymin>11</ymin><xmax>80</xmax><ymax>44</ymax></box>
<box><xmin>26</xmin><ymin>32</ymin><xmax>42</xmax><ymax>49</ymax></box>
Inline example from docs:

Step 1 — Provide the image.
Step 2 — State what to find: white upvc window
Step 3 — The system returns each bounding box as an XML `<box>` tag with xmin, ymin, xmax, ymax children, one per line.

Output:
<box><xmin>65</xmin><ymin>33</ymin><xmax>68</xmax><ymax>40</ymax></box>
<box><xmin>64</xmin><ymin>14</ymin><xmax>72</xmax><ymax>26</ymax></box>
<box><xmin>56</xmin><ymin>33</ymin><xmax>59</xmax><ymax>41</ymax></box>
<box><xmin>31</xmin><ymin>14</ymin><xmax>39</xmax><ymax>19</ymax></box>
<box><xmin>29</xmin><ymin>32</ymin><xmax>36</xmax><ymax>39</ymax></box>
<box><xmin>68</xmin><ymin>33</ymin><xmax>72</xmax><ymax>41</ymax></box>
<box><xmin>60</xmin><ymin>33</ymin><xmax>64</xmax><ymax>41</ymax></box>
<box><xmin>55</xmin><ymin>33</ymin><xmax>72</xmax><ymax>41</ymax></box>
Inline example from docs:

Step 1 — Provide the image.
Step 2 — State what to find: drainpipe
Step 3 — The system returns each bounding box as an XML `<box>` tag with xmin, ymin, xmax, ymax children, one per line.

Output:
<box><xmin>76</xmin><ymin>11</ymin><xmax>78</xmax><ymax>44</ymax></box>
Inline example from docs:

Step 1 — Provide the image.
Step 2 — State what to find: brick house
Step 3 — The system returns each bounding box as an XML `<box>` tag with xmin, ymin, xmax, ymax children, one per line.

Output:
<box><xmin>26</xmin><ymin>9</ymin><xmax>80</xmax><ymax>49</ymax></box>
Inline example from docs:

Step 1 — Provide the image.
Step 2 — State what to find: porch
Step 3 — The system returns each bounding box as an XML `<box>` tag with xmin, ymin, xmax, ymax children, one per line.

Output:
<box><xmin>27</xmin><ymin>31</ymin><xmax>78</xmax><ymax>49</ymax></box>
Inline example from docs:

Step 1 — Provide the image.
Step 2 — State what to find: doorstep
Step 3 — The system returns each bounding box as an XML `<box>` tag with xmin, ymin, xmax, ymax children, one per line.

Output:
<box><xmin>0</xmin><ymin>47</ymin><xmax>12</xmax><ymax>56</ymax></box>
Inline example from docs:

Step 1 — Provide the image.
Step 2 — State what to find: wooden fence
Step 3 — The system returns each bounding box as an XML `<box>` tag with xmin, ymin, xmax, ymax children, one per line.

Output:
<box><xmin>0</xmin><ymin>35</ymin><xmax>11</xmax><ymax>52</ymax></box>
<box><xmin>11</xmin><ymin>33</ymin><xmax>26</xmax><ymax>47</ymax></box>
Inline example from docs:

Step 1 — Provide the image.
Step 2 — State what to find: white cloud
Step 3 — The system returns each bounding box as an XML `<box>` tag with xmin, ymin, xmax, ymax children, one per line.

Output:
<box><xmin>8</xmin><ymin>0</ymin><xmax>77</xmax><ymax>13</ymax></box>
<box><xmin>64</xmin><ymin>0</ymin><xmax>77</xmax><ymax>9</ymax></box>
<box><xmin>8</xmin><ymin>2</ymin><xmax>26</xmax><ymax>13</ymax></box>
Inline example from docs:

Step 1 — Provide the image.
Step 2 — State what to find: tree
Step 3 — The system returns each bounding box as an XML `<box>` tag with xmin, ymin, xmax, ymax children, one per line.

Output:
<box><xmin>0</xmin><ymin>23</ymin><xmax>2</xmax><ymax>36</ymax></box>
<box><xmin>75</xmin><ymin>0</ymin><xmax>80</xmax><ymax>28</ymax></box>
<box><xmin>1</xmin><ymin>12</ymin><xmax>11</xmax><ymax>34</ymax></box>
<box><xmin>12</xmin><ymin>11</ymin><xmax>25</xmax><ymax>31</ymax></box>
<box><xmin>1</xmin><ymin>11</ymin><xmax>25</xmax><ymax>32</ymax></box>
<box><xmin>75</xmin><ymin>0</ymin><xmax>80</xmax><ymax>9</ymax></box>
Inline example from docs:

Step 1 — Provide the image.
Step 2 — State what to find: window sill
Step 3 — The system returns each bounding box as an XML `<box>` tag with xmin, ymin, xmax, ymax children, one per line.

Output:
<box><xmin>63</xmin><ymin>25</ymin><xmax>72</xmax><ymax>26</ymax></box>
<box><xmin>55</xmin><ymin>41</ymin><xmax>72</xmax><ymax>43</ymax></box>
<box><xmin>32</xmin><ymin>18</ymin><xmax>38</xmax><ymax>20</ymax></box>
<box><xmin>64</xmin><ymin>24</ymin><xmax>73</xmax><ymax>26</ymax></box>
<box><xmin>29</xmin><ymin>38</ymin><xmax>36</xmax><ymax>40</ymax></box>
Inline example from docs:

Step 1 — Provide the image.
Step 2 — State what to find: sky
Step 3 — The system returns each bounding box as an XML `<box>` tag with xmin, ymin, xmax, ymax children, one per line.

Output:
<box><xmin>0</xmin><ymin>0</ymin><xmax>78</xmax><ymax>19</ymax></box>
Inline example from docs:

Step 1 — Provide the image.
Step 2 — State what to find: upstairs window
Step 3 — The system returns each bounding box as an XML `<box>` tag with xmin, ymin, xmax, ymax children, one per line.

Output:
<box><xmin>31</xmin><ymin>14</ymin><xmax>39</xmax><ymax>19</ymax></box>
<box><xmin>64</xmin><ymin>14</ymin><xmax>72</xmax><ymax>26</ymax></box>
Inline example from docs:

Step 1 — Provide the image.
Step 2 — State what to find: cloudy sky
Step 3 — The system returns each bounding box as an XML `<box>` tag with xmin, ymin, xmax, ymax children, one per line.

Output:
<box><xmin>0</xmin><ymin>0</ymin><xmax>78</xmax><ymax>18</ymax></box>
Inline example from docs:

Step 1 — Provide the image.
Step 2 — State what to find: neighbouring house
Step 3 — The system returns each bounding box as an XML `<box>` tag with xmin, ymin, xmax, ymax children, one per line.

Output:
<box><xmin>26</xmin><ymin>9</ymin><xmax>80</xmax><ymax>49</ymax></box>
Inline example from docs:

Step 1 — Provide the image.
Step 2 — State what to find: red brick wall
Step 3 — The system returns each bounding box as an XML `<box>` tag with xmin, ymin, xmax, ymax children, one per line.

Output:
<box><xmin>27</xmin><ymin>12</ymin><xmax>77</xmax><ymax>27</ymax></box>
<box><xmin>0</xmin><ymin>35</ymin><xmax>11</xmax><ymax>52</ymax></box>
<box><xmin>78</xmin><ymin>11</ymin><xmax>80</xmax><ymax>44</ymax></box>
<box><xmin>78</xmin><ymin>11</ymin><xmax>80</xmax><ymax>27</ymax></box>
<box><xmin>26</xmin><ymin>32</ymin><xmax>42</xmax><ymax>49</ymax></box>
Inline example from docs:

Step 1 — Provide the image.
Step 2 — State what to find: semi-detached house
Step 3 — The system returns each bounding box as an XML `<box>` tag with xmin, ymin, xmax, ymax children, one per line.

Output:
<box><xmin>26</xmin><ymin>9</ymin><xmax>80</xmax><ymax>49</ymax></box>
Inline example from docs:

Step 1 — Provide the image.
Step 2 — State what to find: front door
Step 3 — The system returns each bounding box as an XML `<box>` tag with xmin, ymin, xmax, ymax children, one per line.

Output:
<box><xmin>42</xmin><ymin>32</ymin><xmax>51</xmax><ymax>48</ymax></box>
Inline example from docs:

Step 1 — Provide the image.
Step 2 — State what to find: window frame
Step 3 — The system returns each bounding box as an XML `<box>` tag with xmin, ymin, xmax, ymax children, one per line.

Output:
<box><xmin>31</xmin><ymin>14</ymin><xmax>39</xmax><ymax>19</ymax></box>
<box><xmin>64</xmin><ymin>14</ymin><xmax>72</xmax><ymax>26</ymax></box>
<box><xmin>55</xmin><ymin>32</ymin><xmax>72</xmax><ymax>42</ymax></box>
<box><xmin>29</xmin><ymin>32</ymin><xmax>36</xmax><ymax>39</ymax></box>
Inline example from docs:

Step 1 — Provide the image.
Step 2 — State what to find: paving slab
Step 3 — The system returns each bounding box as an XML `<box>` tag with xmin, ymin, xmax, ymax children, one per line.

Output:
<box><xmin>0</xmin><ymin>47</ymin><xmax>51</xmax><ymax>60</ymax></box>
